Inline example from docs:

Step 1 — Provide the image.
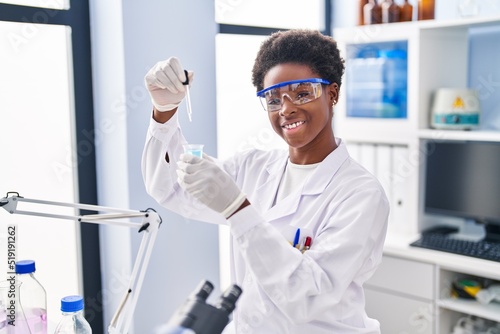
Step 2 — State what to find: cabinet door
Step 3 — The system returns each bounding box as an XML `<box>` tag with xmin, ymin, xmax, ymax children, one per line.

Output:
<box><xmin>365</xmin><ymin>288</ymin><xmax>435</xmax><ymax>334</ymax></box>
<box><xmin>366</xmin><ymin>255</ymin><xmax>435</xmax><ymax>300</ymax></box>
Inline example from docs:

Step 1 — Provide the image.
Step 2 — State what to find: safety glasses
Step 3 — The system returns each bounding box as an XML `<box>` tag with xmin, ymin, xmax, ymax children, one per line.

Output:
<box><xmin>256</xmin><ymin>78</ymin><xmax>330</xmax><ymax>112</ymax></box>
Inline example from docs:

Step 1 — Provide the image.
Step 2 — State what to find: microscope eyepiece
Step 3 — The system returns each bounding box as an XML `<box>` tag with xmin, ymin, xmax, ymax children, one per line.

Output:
<box><xmin>165</xmin><ymin>280</ymin><xmax>242</xmax><ymax>334</ymax></box>
<box><xmin>214</xmin><ymin>284</ymin><xmax>243</xmax><ymax>315</ymax></box>
<box><xmin>191</xmin><ymin>280</ymin><xmax>214</xmax><ymax>302</ymax></box>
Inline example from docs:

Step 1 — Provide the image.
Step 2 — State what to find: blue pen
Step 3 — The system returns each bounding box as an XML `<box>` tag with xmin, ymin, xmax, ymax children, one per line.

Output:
<box><xmin>293</xmin><ymin>228</ymin><xmax>301</xmax><ymax>248</ymax></box>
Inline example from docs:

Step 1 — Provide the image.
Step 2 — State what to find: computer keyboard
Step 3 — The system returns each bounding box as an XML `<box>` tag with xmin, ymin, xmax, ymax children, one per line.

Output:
<box><xmin>410</xmin><ymin>232</ymin><xmax>500</xmax><ymax>263</ymax></box>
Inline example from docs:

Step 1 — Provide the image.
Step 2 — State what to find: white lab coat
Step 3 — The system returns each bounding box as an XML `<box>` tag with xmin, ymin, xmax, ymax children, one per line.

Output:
<box><xmin>142</xmin><ymin>113</ymin><xmax>390</xmax><ymax>334</ymax></box>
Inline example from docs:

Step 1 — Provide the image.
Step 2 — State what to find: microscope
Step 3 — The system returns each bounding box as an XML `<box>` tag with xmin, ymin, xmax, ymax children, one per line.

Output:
<box><xmin>160</xmin><ymin>280</ymin><xmax>242</xmax><ymax>334</ymax></box>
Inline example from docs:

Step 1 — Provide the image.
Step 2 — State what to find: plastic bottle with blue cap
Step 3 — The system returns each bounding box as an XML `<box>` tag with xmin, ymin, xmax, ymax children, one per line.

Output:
<box><xmin>54</xmin><ymin>295</ymin><xmax>92</xmax><ymax>333</ymax></box>
<box><xmin>16</xmin><ymin>259</ymin><xmax>47</xmax><ymax>333</ymax></box>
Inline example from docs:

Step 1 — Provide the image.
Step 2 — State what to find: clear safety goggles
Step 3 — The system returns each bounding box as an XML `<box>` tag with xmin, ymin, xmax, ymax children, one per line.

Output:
<box><xmin>256</xmin><ymin>78</ymin><xmax>331</xmax><ymax>112</ymax></box>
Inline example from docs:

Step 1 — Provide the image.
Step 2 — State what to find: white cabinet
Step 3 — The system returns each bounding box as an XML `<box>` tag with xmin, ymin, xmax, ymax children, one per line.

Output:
<box><xmin>364</xmin><ymin>253</ymin><xmax>500</xmax><ymax>334</ymax></box>
<box><xmin>333</xmin><ymin>16</ymin><xmax>500</xmax><ymax>334</ymax></box>
<box><xmin>365</xmin><ymin>288</ymin><xmax>434</xmax><ymax>334</ymax></box>
<box><xmin>365</xmin><ymin>256</ymin><xmax>435</xmax><ymax>333</ymax></box>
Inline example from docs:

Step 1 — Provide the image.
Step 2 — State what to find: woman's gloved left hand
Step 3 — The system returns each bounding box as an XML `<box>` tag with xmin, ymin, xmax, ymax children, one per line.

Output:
<box><xmin>176</xmin><ymin>153</ymin><xmax>247</xmax><ymax>219</ymax></box>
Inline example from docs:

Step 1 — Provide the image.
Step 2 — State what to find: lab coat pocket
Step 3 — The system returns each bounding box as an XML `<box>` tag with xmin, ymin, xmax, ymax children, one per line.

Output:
<box><xmin>280</xmin><ymin>225</ymin><xmax>314</xmax><ymax>252</ymax></box>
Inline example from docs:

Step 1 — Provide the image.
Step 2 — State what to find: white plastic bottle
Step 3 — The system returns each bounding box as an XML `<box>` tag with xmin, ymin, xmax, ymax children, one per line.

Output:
<box><xmin>54</xmin><ymin>295</ymin><xmax>92</xmax><ymax>334</ymax></box>
<box><xmin>16</xmin><ymin>259</ymin><xmax>47</xmax><ymax>333</ymax></box>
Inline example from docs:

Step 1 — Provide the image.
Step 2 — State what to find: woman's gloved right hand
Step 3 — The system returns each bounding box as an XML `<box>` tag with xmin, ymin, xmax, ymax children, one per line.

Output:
<box><xmin>144</xmin><ymin>57</ymin><xmax>194</xmax><ymax>112</ymax></box>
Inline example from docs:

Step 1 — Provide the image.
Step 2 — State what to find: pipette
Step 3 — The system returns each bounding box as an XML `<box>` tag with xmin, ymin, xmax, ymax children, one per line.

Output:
<box><xmin>183</xmin><ymin>69</ymin><xmax>193</xmax><ymax>122</ymax></box>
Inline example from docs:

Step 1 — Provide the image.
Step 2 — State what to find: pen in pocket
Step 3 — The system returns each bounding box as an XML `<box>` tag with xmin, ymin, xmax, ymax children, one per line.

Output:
<box><xmin>293</xmin><ymin>228</ymin><xmax>301</xmax><ymax>248</ymax></box>
<box><xmin>289</xmin><ymin>228</ymin><xmax>313</xmax><ymax>252</ymax></box>
<box><xmin>304</xmin><ymin>236</ymin><xmax>312</xmax><ymax>251</ymax></box>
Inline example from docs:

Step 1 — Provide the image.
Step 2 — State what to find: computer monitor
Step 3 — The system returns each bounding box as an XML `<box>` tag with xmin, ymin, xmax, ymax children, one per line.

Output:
<box><xmin>424</xmin><ymin>140</ymin><xmax>500</xmax><ymax>241</ymax></box>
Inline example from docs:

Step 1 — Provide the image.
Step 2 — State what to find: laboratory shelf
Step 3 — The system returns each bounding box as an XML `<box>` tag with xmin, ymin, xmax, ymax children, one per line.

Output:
<box><xmin>418</xmin><ymin>129</ymin><xmax>500</xmax><ymax>142</ymax></box>
<box><xmin>438</xmin><ymin>298</ymin><xmax>500</xmax><ymax>323</ymax></box>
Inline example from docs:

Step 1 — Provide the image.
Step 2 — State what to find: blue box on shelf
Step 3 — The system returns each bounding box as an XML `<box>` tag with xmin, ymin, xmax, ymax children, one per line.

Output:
<box><xmin>346</xmin><ymin>41</ymin><xmax>408</xmax><ymax>119</ymax></box>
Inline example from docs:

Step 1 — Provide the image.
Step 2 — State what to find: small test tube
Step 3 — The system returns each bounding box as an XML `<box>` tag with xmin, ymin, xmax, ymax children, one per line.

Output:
<box><xmin>185</xmin><ymin>84</ymin><xmax>193</xmax><ymax>122</ymax></box>
<box><xmin>183</xmin><ymin>69</ymin><xmax>193</xmax><ymax>122</ymax></box>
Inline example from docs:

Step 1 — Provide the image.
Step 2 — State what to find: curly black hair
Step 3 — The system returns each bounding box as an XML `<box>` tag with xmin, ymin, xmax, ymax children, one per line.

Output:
<box><xmin>251</xmin><ymin>29</ymin><xmax>345</xmax><ymax>92</ymax></box>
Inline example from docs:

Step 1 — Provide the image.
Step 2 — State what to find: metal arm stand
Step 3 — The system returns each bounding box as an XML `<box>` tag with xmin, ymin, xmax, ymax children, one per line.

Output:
<box><xmin>0</xmin><ymin>192</ymin><xmax>162</xmax><ymax>334</ymax></box>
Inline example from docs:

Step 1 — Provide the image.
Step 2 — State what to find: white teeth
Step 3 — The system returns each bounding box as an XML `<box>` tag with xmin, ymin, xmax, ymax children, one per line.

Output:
<box><xmin>283</xmin><ymin>121</ymin><xmax>304</xmax><ymax>129</ymax></box>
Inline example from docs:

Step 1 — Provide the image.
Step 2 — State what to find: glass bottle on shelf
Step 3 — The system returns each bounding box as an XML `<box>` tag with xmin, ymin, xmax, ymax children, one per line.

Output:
<box><xmin>381</xmin><ymin>0</ymin><xmax>401</xmax><ymax>23</ymax></box>
<box><xmin>358</xmin><ymin>0</ymin><xmax>370</xmax><ymax>25</ymax></box>
<box><xmin>400</xmin><ymin>0</ymin><xmax>414</xmax><ymax>21</ymax></box>
<box><xmin>418</xmin><ymin>0</ymin><xmax>435</xmax><ymax>20</ymax></box>
<box><xmin>364</xmin><ymin>0</ymin><xmax>382</xmax><ymax>25</ymax></box>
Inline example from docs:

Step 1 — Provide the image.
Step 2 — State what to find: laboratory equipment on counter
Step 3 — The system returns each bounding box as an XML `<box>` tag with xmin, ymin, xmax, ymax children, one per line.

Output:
<box><xmin>16</xmin><ymin>259</ymin><xmax>47</xmax><ymax>334</ymax></box>
<box><xmin>163</xmin><ymin>280</ymin><xmax>242</xmax><ymax>334</ymax></box>
<box><xmin>0</xmin><ymin>279</ymin><xmax>30</xmax><ymax>333</ymax></box>
<box><xmin>0</xmin><ymin>192</ymin><xmax>162</xmax><ymax>334</ymax></box>
<box><xmin>54</xmin><ymin>295</ymin><xmax>92</xmax><ymax>334</ymax></box>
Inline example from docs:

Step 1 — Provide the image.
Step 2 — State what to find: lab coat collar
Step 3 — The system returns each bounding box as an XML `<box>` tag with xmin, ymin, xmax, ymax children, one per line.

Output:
<box><xmin>302</xmin><ymin>138</ymin><xmax>348</xmax><ymax>195</ymax></box>
<box><xmin>256</xmin><ymin>153</ymin><xmax>288</xmax><ymax>211</ymax></box>
<box><xmin>259</xmin><ymin>138</ymin><xmax>349</xmax><ymax>221</ymax></box>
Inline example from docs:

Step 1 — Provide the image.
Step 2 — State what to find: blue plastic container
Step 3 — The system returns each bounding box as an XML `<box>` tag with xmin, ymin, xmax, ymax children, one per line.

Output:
<box><xmin>346</xmin><ymin>41</ymin><xmax>408</xmax><ymax>119</ymax></box>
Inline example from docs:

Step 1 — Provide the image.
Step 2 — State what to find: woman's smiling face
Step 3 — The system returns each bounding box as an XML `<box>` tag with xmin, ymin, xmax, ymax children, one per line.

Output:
<box><xmin>263</xmin><ymin>63</ymin><xmax>338</xmax><ymax>162</ymax></box>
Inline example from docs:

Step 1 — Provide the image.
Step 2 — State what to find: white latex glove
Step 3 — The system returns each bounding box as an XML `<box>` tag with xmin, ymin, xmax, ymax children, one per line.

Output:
<box><xmin>144</xmin><ymin>57</ymin><xmax>194</xmax><ymax>112</ymax></box>
<box><xmin>176</xmin><ymin>153</ymin><xmax>247</xmax><ymax>219</ymax></box>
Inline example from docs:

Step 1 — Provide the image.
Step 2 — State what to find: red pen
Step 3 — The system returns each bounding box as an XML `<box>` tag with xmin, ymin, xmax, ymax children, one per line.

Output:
<box><xmin>304</xmin><ymin>236</ymin><xmax>312</xmax><ymax>251</ymax></box>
